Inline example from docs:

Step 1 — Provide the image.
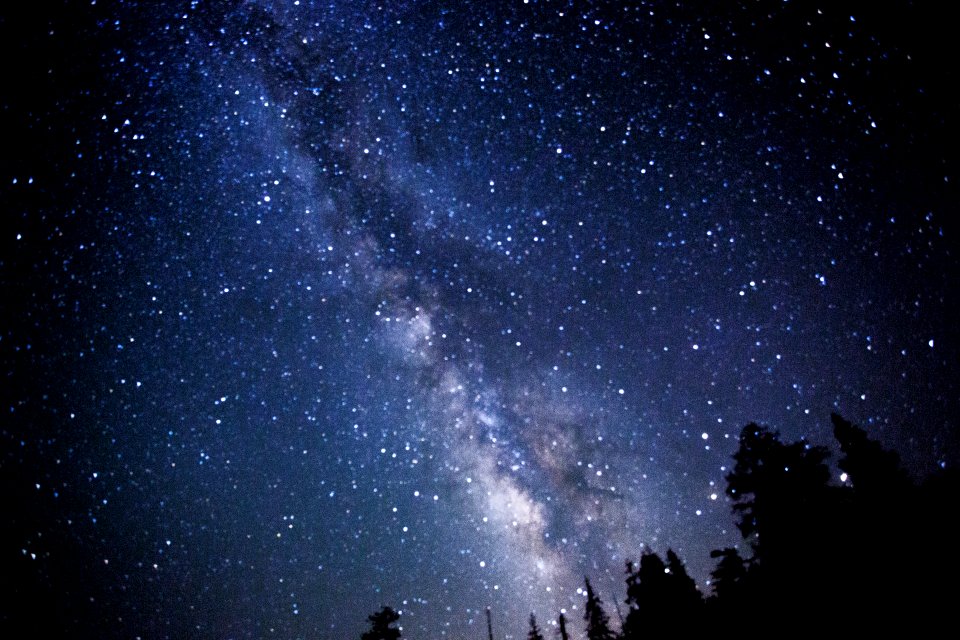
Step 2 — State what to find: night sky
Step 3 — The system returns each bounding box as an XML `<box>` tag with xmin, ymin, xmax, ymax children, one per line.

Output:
<box><xmin>3</xmin><ymin>1</ymin><xmax>958</xmax><ymax>638</ymax></box>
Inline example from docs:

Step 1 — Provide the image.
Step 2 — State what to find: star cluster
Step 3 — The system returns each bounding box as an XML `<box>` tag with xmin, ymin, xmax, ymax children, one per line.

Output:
<box><xmin>2</xmin><ymin>2</ymin><xmax>957</xmax><ymax>638</ymax></box>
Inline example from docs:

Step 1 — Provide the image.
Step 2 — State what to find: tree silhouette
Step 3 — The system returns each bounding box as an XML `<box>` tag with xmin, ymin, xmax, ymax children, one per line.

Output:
<box><xmin>722</xmin><ymin>422</ymin><xmax>839</xmax><ymax>628</ymax></box>
<box><xmin>622</xmin><ymin>549</ymin><xmax>702</xmax><ymax>638</ymax></box>
<box><xmin>527</xmin><ymin>613</ymin><xmax>546</xmax><ymax>640</ymax></box>
<box><xmin>725</xmin><ymin>423</ymin><xmax>830</xmax><ymax>556</ymax></box>
<box><xmin>361</xmin><ymin>606</ymin><xmax>401</xmax><ymax>640</ymax></box>
<box><xmin>831</xmin><ymin>413</ymin><xmax>911</xmax><ymax>497</ymax></box>
<box><xmin>829</xmin><ymin>413</ymin><xmax>922</xmax><ymax>622</ymax></box>
<box><xmin>664</xmin><ymin>549</ymin><xmax>702</xmax><ymax>614</ymax></box>
<box><xmin>622</xmin><ymin>554</ymin><xmax>655</xmax><ymax>639</ymax></box>
<box><xmin>622</xmin><ymin>552</ymin><xmax>664</xmax><ymax>639</ymax></box>
<box><xmin>557</xmin><ymin>612</ymin><xmax>570</xmax><ymax>640</ymax></box>
<box><xmin>708</xmin><ymin>548</ymin><xmax>747</xmax><ymax>601</ymax></box>
<box><xmin>349</xmin><ymin>412</ymin><xmax>959</xmax><ymax>637</ymax></box>
<box><xmin>706</xmin><ymin>546</ymin><xmax>753</xmax><ymax>627</ymax></box>
<box><xmin>583</xmin><ymin>578</ymin><xmax>617</xmax><ymax>640</ymax></box>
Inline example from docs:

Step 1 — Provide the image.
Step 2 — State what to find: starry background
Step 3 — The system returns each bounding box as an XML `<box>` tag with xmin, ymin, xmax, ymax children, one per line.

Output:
<box><xmin>2</xmin><ymin>1</ymin><xmax>958</xmax><ymax>638</ymax></box>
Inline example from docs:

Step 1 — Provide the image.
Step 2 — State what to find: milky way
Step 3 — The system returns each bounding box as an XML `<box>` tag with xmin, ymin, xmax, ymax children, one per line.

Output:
<box><xmin>3</xmin><ymin>2</ymin><xmax>958</xmax><ymax>638</ymax></box>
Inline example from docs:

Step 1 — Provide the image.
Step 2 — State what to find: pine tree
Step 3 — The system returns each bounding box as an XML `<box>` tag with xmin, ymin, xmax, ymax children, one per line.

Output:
<box><xmin>622</xmin><ymin>548</ymin><xmax>702</xmax><ymax>639</ymax></box>
<box><xmin>723</xmin><ymin>422</ymin><xmax>836</xmax><ymax>625</ymax></box>
<box><xmin>361</xmin><ymin>606</ymin><xmax>401</xmax><ymax>640</ymax></box>
<box><xmin>528</xmin><ymin>613</ymin><xmax>546</xmax><ymax>640</ymax></box>
<box><xmin>623</xmin><ymin>550</ymin><xmax>667</xmax><ymax>631</ymax></box>
<box><xmin>709</xmin><ymin>547</ymin><xmax>747</xmax><ymax>601</ymax></box>
<box><xmin>665</xmin><ymin>549</ymin><xmax>702</xmax><ymax>611</ymax></box>
<box><xmin>557</xmin><ymin>612</ymin><xmax>570</xmax><ymax>640</ymax></box>
<box><xmin>832</xmin><ymin>413</ymin><xmax>910</xmax><ymax>496</ymax></box>
<box><xmin>726</xmin><ymin>423</ymin><xmax>830</xmax><ymax>555</ymax></box>
<box><xmin>583</xmin><ymin>577</ymin><xmax>617</xmax><ymax>640</ymax></box>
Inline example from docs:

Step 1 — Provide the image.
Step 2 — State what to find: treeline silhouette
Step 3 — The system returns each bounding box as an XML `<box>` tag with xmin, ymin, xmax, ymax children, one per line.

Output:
<box><xmin>360</xmin><ymin>414</ymin><xmax>960</xmax><ymax>638</ymax></box>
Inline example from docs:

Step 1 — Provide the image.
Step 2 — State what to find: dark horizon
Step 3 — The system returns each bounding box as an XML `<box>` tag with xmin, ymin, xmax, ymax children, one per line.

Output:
<box><xmin>358</xmin><ymin>414</ymin><xmax>959</xmax><ymax>639</ymax></box>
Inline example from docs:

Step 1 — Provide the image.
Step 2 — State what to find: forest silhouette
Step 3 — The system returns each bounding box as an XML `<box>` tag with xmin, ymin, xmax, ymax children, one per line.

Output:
<box><xmin>360</xmin><ymin>414</ymin><xmax>960</xmax><ymax>638</ymax></box>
